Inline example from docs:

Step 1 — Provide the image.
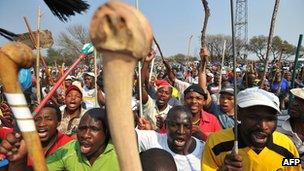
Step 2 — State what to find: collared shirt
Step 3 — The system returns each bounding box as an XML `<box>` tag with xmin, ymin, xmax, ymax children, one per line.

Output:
<box><xmin>206</xmin><ymin>101</ymin><xmax>235</xmax><ymax>129</ymax></box>
<box><xmin>202</xmin><ymin>128</ymin><xmax>301</xmax><ymax>171</ymax></box>
<box><xmin>47</xmin><ymin>140</ymin><xmax>120</xmax><ymax>171</ymax></box>
<box><xmin>58</xmin><ymin>106</ymin><xmax>86</xmax><ymax>136</ymax></box>
<box><xmin>198</xmin><ymin>110</ymin><xmax>222</xmax><ymax>136</ymax></box>
<box><xmin>143</xmin><ymin>96</ymin><xmax>172</xmax><ymax>129</ymax></box>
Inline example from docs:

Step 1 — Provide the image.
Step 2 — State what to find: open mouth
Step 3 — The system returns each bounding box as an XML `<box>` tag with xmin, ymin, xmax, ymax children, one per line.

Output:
<box><xmin>174</xmin><ymin>138</ymin><xmax>186</xmax><ymax>147</ymax></box>
<box><xmin>158</xmin><ymin>99</ymin><xmax>165</xmax><ymax>104</ymax></box>
<box><xmin>251</xmin><ymin>132</ymin><xmax>267</xmax><ymax>144</ymax></box>
<box><xmin>68</xmin><ymin>103</ymin><xmax>78</xmax><ymax>109</ymax></box>
<box><xmin>80</xmin><ymin>141</ymin><xmax>92</xmax><ymax>154</ymax></box>
<box><xmin>37</xmin><ymin>129</ymin><xmax>48</xmax><ymax>138</ymax></box>
<box><xmin>190</xmin><ymin>106</ymin><xmax>198</xmax><ymax>111</ymax></box>
<box><xmin>221</xmin><ymin>105</ymin><xmax>228</xmax><ymax>108</ymax></box>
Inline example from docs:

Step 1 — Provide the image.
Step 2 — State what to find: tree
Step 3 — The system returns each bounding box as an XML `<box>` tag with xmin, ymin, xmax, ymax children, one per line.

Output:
<box><xmin>271</xmin><ymin>36</ymin><xmax>295</xmax><ymax>61</ymax></box>
<box><xmin>45</xmin><ymin>47</ymin><xmax>75</xmax><ymax>66</ymax></box>
<box><xmin>45</xmin><ymin>24</ymin><xmax>92</xmax><ymax>65</ymax></box>
<box><xmin>247</xmin><ymin>35</ymin><xmax>295</xmax><ymax>61</ymax></box>
<box><xmin>246</xmin><ymin>35</ymin><xmax>268</xmax><ymax>61</ymax></box>
<box><xmin>57</xmin><ymin>24</ymin><xmax>90</xmax><ymax>55</ymax></box>
<box><xmin>205</xmin><ymin>34</ymin><xmax>234</xmax><ymax>63</ymax></box>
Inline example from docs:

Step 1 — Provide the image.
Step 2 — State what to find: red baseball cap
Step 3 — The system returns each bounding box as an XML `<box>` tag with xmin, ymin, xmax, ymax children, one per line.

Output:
<box><xmin>154</xmin><ymin>80</ymin><xmax>171</xmax><ymax>89</ymax></box>
<box><xmin>65</xmin><ymin>85</ymin><xmax>82</xmax><ymax>97</ymax></box>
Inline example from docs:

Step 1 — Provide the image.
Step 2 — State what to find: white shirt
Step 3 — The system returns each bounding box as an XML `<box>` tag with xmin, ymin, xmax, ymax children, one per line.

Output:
<box><xmin>82</xmin><ymin>86</ymin><xmax>97</xmax><ymax>109</ymax></box>
<box><xmin>143</xmin><ymin>96</ymin><xmax>172</xmax><ymax>129</ymax></box>
<box><xmin>136</xmin><ymin>130</ymin><xmax>204</xmax><ymax>171</ymax></box>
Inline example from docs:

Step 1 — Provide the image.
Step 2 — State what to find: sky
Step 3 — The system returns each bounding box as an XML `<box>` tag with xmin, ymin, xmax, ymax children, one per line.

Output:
<box><xmin>0</xmin><ymin>0</ymin><xmax>303</xmax><ymax>58</ymax></box>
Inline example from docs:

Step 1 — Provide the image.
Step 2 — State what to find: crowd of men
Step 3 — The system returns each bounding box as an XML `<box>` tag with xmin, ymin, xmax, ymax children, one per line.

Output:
<box><xmin>0</xmin><ymin>48</ymin><xmax>303</xmax><ymax>170</ymax></box>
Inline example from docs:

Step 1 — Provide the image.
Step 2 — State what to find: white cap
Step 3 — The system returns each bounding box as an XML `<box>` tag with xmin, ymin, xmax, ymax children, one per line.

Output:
<box><xmin>65</xmin><ymin>75</ymin><xmax>73</xmax><ymax>80</ymax></box>
<box><xmin>237</xmin><ymin>87</ymin><xmax>280</xmax><ymax>114</ymax></box>
<box><xmin>83</xmin><ymin>72</ymin><xmax>95</xmax><ymax>77</ymax></box>
<box><xmin>207</xmin><ymin>72</ymin><xmax>214</xmax><ymax>78</ymax></box>
<box><xmin>236</xmin><ymin>68</ymin><xmax>241</xmax><ymax>73</ymax></box>
<box><xmin>290</xmin><ymin>88</ymin><xmax>304</xmax><ymax>100</ymax></box>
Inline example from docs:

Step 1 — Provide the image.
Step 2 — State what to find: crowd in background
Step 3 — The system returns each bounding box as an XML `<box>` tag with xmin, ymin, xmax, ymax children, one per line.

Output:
<box><xmin>0</xmin><ymin>48</ymin><xmax>303</xmax><ymax>170</ymax></box>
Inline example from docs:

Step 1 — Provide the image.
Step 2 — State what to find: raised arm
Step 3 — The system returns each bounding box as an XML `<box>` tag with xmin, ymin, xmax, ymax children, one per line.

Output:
<box><xmin>141</xmin><ymin>50</ymin><xmax>156</xmax><ymax>104</ymax></box>
<box><xmin>198</xmin><ymin>47</ymin><xmax>212</xmax><ymax>106</ymax></box>
<box><xmin>163</xmin><ymin>60</ymin><xmax>176</xmax><ymax>84</ymax></box>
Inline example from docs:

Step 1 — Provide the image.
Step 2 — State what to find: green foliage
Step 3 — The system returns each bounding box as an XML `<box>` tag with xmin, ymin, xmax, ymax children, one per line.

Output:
<box><xmin>167</xmin><ymin>53</ymin><xmax>198</xmax><ymax>63</ymax></box>
<box><xmin>247</xmin><ymin>35</ymin><xmax>296</xmax><ymax>61</ymax></box>
<box><xmin>45</xmin><ymin>24</ymin><xmax>90</xmax><ymax>66</ymax></box>
<box><xmin>45</xmin><ymin>48</ymin><xmax>74</xmax><ymax>65</ymax></box>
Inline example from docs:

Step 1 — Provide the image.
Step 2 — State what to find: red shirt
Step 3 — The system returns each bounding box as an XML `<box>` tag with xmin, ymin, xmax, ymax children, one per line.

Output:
<box><xmin>27</xmin><ymin>131</ymin><xmax>73</xmax><ymax>167</ymax></box>
<box><xmin>198</xmin><ymin>110</ymin><xmax>222</xmax><ymax>136</ymax></box>
<box><xmin>158</xmin><ymin>110</ymin><xmax>222</xmax><ymax>136</ymax></box>
<box><xmin>0</xmin><ymin>127</ymin><xmax>13</xmax><ymax>140</ymax></box>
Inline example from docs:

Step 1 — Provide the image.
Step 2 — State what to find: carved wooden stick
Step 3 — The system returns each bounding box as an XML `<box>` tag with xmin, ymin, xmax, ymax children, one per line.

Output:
<box><xmin>90</xmin><ymin>2</ymin><xmax>152</xmax><ymax>171</ymax></box>
<box><xmin>0</xmin><ymin>42</ymin><xmax>47</xmax><ymax>171</ymax></box>
<box><xmin>260</xmin><ymin>0</ymin><xmax>281</xmax><ymax>88</ymax></box>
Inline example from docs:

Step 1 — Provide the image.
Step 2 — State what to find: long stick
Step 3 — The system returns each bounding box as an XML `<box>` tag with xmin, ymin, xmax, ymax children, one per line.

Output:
<box><xmin>0</xmin><ymin>42</ymin><xmax>47</xmax><ymax>171</ymax></box>
<box><xmin>218</xmin><ymin>40</ymin><xmax>226</xmax><ymax>103</ymax></box>
<box><xmin>36</xmin><ymin>7</ymin><xmax>42</xmax><ymax>103</ymax></box>
<box><xmin>136</xmin><ymin>0</ymin><xmax>143</xmax><ymax>118</ymax></box>
<box><xmin>260</xmin><ymin>0</ymin><xmax>281</xmax><ymax>88</ymax></box>
<box><xmin>290</xmin><ymin>35</ymin><xmax>303</xmax><ymax>89</ymax></box>
<box><xmin>90</xmin><ymin>2</ymin><xmax>153</xmax><ymax>170</ymax></box>
<box><xmin>33</xmin><ymin>43</ymin><xmax>94</xmax><ymax>115</ymax></box>
<box><xmin>230</xmin><ymin>0</ymin><xmax>238</xmax><ymax>154</ymax></box>
<box><xmin>138</xmin><ymin>61</ymin><xmax>143</xmax><ymax>117</ymax></box>
<box><xmin>94</xmin><ymin>49</ymin><xmax>98</xmax><ymax>107</ymax></box>
<box><xmin>33</xmin><ymin>54</ymin><xmax>86</xmax><ymax>115</ymax></box>
<box><xmin>148</xmin><ymin>42</ymin><xmax>157</xmax><ymax>82</ymax></box>
<box><xmin>288</xmin><ymin>35</ymin><xmax>303</xmax><ymax>115</ymax></box>
<box><xmin>148</xmin><ymin>58</ymin><xmax>155</xmax><ymax>82</ymax></box>
<box><xmin>290</xmin><ymin>35</ymin><xmax>303</xmax><ymax>90</ymax></box>
<box><xmin>61</xmin><ymin>63</ymin><xmax>66</xmax><ymax>93</ymax></box>
<box><xmin>200</xmin><ymin>0</ymin><xmax>210</xmax><ymax>70</ymax></box>
<box><xmin>23</xmin><ymin>17</ymin><xmax>36</xmax><ymax>45</ymax></box>
<box><xmin>23</xmin><ymin>17</ymin><xmax>52</xmax><ymax>83</ymax></box>
<box><xmin>187</xmin><ymin>35</ymin><xmax>193</xmax><ymax>62</ymax></box>
<box><xmin>153</xmin><ymin>37</ymin><xmax>165</xmax><ymax>62</ymax></box>
<box><xmin>200</xmin><ymin>0</ymin><xmax>210</xmax><ymax>49</ymax></box>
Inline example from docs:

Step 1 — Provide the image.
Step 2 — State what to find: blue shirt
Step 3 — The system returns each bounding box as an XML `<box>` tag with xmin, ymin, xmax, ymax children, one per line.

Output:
<box><xmin>271</xmin><ymin>78</ymin><xmax>289</xmax><ymax>97</ymax></box>
<box><xmin>206</xmin><ymin>102</ymin><xmax>235</xmax><ymax>129</ymax></box>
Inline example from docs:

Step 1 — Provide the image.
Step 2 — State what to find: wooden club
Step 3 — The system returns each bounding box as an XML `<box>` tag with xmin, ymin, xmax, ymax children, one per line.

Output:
<box><xmin>0</xmin><ymin>42</ymin><xmax>47</xmax><ymax>170</ymax></box>
<box><xmin>90</xmin><ymin>2</ymin><xmax>152</xmax><ymax>171</ymax></box>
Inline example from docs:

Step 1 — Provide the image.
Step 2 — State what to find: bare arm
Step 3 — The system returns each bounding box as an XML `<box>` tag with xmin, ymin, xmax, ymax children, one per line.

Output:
<box><xmin>141</xmin><ymin>50</ymin><xmax>156</xmax><ymax>104</ymax></box>
<box><xmin>198</xmin><ymin>48</ymin><xmax>212</xmax><ymax>105</ymax></box>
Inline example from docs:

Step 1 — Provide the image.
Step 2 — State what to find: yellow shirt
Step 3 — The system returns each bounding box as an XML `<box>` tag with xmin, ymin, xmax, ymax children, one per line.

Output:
<box><xmin>202</xmin><ymin>128</ymin><xmax>301</xmax><ymax>171</ymax></box>
<box><xmin>171</xmin><ymin>87</ymin><xmax>180</xmax><ymax>99</ymax></box>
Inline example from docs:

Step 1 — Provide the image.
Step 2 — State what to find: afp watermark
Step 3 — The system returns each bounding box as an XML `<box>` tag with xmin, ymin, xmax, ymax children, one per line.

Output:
<box><xmin>282</xmin><ymin>158</ymin><xmax>301</xmax><ymax>166</ymax></box>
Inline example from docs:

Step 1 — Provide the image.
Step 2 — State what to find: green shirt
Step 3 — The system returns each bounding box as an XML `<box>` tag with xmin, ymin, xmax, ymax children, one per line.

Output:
<box><xmin>47</xmin><ymin>140</ymin><xmax>120</xmax><ymax>171</ymax></box>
